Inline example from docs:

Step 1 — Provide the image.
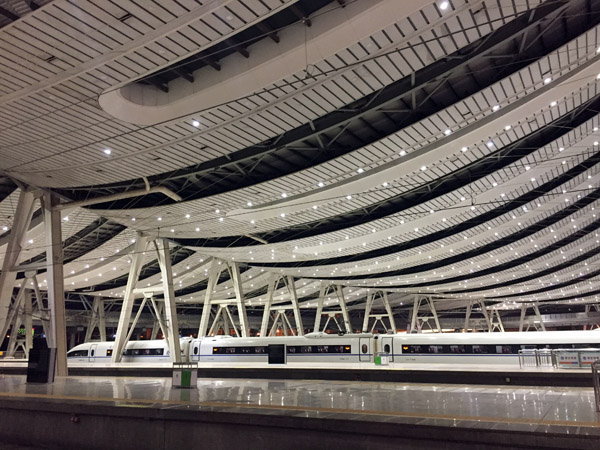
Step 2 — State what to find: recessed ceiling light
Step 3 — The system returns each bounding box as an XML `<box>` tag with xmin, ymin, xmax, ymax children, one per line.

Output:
<box><xmin>444</xmin><ymin>129</ymin><xmax>452</xmax><ymax>136</ymax></box>
<box><xmin>281</xmin><ymin>193</ymin><xmax>287</xmax><ymax>198</ymax></box>
<box><xmin>382</xmin><ymin>182</ymin><xmax>388</xmax><ymax>187</ymax></box>
<box><xmin>486</xmin><ymin>141</ymin><xmax>494</xmax><ymax>147</ymax></box>
<box><xmin>185</xmin><ymin>213</ymin><xmax>190</xmax><ymax>219</ymax></box>
<box><xmin>440</xmin><ymin>1</ymin><xmax>449</xmax><ymax>10</ymax></box>
<box><xmin>550</xmin><ymin>101</ymin><xmax>557</xmax><ymax>107</ymax></box>
<box><xmin>559</xmin><ymin>147</ymin><xmax>564</xmax><ymax>152</ymax></box>
<box><xmin>492</xmin><ymin>105</ymin><xmax>500</xmax><ymax>111</ymax></box>
<box><xmin>420</xmin><ymin>165</ymin><xmax>427</xmax><ymax>171</ymax></box>
<box><xmin>192</xmin><ymin>120</ymin><xmax>200</xmax><ymax>127</ymax></box>
<box><xmin>103</xmin><ymin>148</ymin><xmax>111</xmax><ymax>155</ymax></box>
<box><xmin>312</xmin><ymin>205</ymin><xmax>318</xmax><ymax>209</ymax></box>
<box><xmin>247</xmin><ymin>202</ymin><xmax>252</xmax><ymax>207</ymax></box>
<box><xmin>346</xmin><ymin>195</ymin><xmax>352</xmax><ymax>200</ymax></box>
<box><xmin>157</xmin><ymin>217</ymin><xmax>162</xmax><ymax>221</ymax></box>
<box><xmin>318</xmin><ymin>182</ymin><xmax>324</xmax><ymax>187</ymax></box>
<box><xmin>280</xmin><ymin>213</ymin><xmax>285</xmax><ymax>218</ymax></box>
<box><xmin>357</xmin><ymin>168</ymin><xmax>364</xmax><ymax>174</ymax></box>
<box><xmin>544</xmin><ymin>77</ymin><xmax>552</xmax><ymax>84</ymax></box>
<box><xmin>215</xmin><ymin>209</ymin><xmax>220</xmax><ymax>214</ymax></box>
<box><xmin>399</xmin><ymin>150</ymin><xmax>406</xmax><ymax>156</ymax></box>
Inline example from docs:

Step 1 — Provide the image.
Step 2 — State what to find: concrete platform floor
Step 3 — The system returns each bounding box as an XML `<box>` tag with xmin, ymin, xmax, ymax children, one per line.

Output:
<box><xmin>0</xmin><ymin>374</ymin><xmax>599</xmax><ymax>449</ymax></box>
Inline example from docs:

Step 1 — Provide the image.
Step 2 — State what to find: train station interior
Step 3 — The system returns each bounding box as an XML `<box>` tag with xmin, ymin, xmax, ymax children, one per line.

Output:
<box><xmin>1</xmin><ymin>0</ymin><xmax>600</xmax><ymax>448</ymax></box>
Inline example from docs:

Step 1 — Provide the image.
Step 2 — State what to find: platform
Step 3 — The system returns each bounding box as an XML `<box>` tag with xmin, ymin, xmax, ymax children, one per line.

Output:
<box><xmin>0</xmin><ymin>374</ymin><xmax>598</xmax><ymax>449</ymax></box>
<box><xmin>0</xmin><ymin>360</ymin><xmax>595</xmax><ymax>386</ymax></box>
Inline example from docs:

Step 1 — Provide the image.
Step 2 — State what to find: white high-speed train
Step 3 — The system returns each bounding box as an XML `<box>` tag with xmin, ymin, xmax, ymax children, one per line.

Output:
<box><xmin>66</xmin><ymin>330</ymin><xmax>600</xmax><ymax>367</ymax></box>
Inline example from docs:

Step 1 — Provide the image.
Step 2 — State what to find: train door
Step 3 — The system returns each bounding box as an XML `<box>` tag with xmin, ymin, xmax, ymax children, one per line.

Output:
<box><xmin>381</xmin><ymin>337</ymin><xmax>394</xmax><ymax>362</ymax></box>
<box><xmin>88</xmin><ymin>344</ymin><xmax>98</xmax><ymax>362</ymax></box>
<box><xmin>268</xmin><ymin>344</ymin><xmax>285</xmax><ymax>364</ymax></box>
<box><xmin>359</xmin><ymin>337</ymin><xmax>371</xmax><ymax>362</ymax></box>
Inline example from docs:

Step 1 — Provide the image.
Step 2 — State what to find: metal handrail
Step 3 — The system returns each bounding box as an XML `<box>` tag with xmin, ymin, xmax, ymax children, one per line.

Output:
<box><xmin>592</xmin><ymin>361</ymin><xmax>600</xmax><ymax>412</ymax></box>
<box><xmin>519</xmin><ymin>349</ymin><xmax>600</xmax><ymax>369</ymax></box>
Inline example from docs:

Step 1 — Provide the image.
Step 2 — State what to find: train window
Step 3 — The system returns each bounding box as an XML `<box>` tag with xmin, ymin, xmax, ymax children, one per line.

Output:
<box><xmin>226</xmin><ymin>347</ymin><xmax>236</xmax><ymax>354</ymax></box>
<box><xmin>90</xmin><ymin>349</ymin><xmax>95</xmax><ymax>357</ymax></box>
<box><xmin>384</xmin><ymin>344</ymin><xmax>391</xmax><ymax>353</ymax></box>
<box><xmin>450</xmin><ymin>345</ymin><xmax>465</xmax><ymax>354</ymax></box>
<box><xmin>67</xmin><ymin>350</ymin><xmax>88</xmax><ymax>357</ymax></box>
<box><xmin>193</xmin><ymin>346</ymin><xmax>199</xmax><ymax>355</ymax></box>
<box><xmin>288</xmin><ymin>345</ymin><xmax>351</xmax><ymax>354</ymax></box>
<box><xmin>255</xmin><ymin>347</ymin><xmax>266</xmax><ymax>353</ymax></box>
<box><xmin>427</xmin><ymin>345</ymin><xmax>444</xmax><ymax>354</ymax></box>
<box><xmin>472</xmin><ymin>345</ymin><xmax>489</xmax><ymax>354</ymax></box>
<box><xmin>106</xmin><ymin>349</ymin><xmax>112</xmax><ymax>357</ymax></box>
<box><xmin>362</xmin><ymin>344</ymin><xmax>368</xmax><ymax>353</ymax></box>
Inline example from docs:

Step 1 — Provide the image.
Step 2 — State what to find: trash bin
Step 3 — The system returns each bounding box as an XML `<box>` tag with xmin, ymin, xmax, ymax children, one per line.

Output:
<box><xmin>27</xmin><ymin>347</ymin><xmax>56</xmax><ymax>384</ymax></box>
<box><xmin>374</xmin><ymin>352</ymin><xmax>389</xmax><ymax>366</ymax></box>
<box><xmin>172</xmin><ymin>362</ymin><xmax>197</xmax><ymax>389</ymax></box>
<box><xmin>380</xmin><ymin>352</ymin><xmax>389</xmax><ymax>366</ymax></box>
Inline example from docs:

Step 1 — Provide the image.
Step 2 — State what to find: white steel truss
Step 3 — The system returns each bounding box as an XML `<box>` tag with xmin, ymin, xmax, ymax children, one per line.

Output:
<box><xmin>313</xmin><ymin>283</ymin><xmax>351</xmax><ymax>334</ymax></box>
<box><xmin>409</xmin><ymin>295</ymin><xmax>441</xmax><ymax>333</ymax></box>
<box><xmin>112</xmin><ymin>235</ymin><xmax>181</xmax><ymax>362</ymax></box>
<box><xmin>198</xmin><ymin>259</ymin><xmax>248</xmax><ymax>337</ymax></box>
<box><xmin>361</xmin><ymin>291</ymin><xmax>397</xmax><ymax>333</ymax></box>
<box><xmin>84</xmin><ymin>296</ymin><xmax>107</xmax><ymax>342</ymax></box>
<box><xmin>260</xmin><ymin>275</ymin><xmax>304</xmax><ymax>337</ymax></box>
<box><xmin>519</xmin><ymin>303</ymin><xmax>546</xmax><ymax>332</ymax></box>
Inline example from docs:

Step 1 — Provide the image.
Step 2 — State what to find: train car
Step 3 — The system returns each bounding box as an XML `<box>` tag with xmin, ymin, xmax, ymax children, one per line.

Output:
<box><xmin>66</xmin><ymin>337</ymin><xmax>192</xmax><ymax>365</ymax></box>
<box><xmin>190</xmin><ymin>332</ymin><xmax>370</xmax><ymax>365</ymax></box>
<box><xmin>389</xmin><ymin>330</ymin><xmax>600</xmax><ymax>366</ymax></box>
<box><xmin>65</xmin><ymin>330</ymin><xmax>600</xmax><ymax>368</ymax></box>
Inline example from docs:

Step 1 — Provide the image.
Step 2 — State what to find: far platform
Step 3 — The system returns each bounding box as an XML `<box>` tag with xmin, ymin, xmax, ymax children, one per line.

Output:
<box><xmin>0</xmin><ymin>360</ymin><xmax>595</xmax><ymax>386</ymax></box>
<box><xmin>0</xmin><ymin>374</ymin><xmax>599</xmax><ymax>449</ymax></box>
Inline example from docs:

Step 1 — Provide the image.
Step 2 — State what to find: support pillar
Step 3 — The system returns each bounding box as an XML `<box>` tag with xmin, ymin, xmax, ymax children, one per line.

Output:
<box><xmin>198</xmin><ymin>259</ymin><xmax>221</xmax><ymax>337</ymax></box>
<box><xmin>313</xmin><ymin>282</ymin><xmax>328</xmax><ymax>332</ymax></box>
<box><xmin>229</xmin><ymin>261</ymin><xmax>248</xmax><ymax>338</ymax></box>
<box><xmin>85</xmin><ymin>296</ymin><xmax>106</xmax><ymax>342</ymax></box>
<box><xmin>0</xmin><ymin>189</ymin><xmax>37</xmax><ymax>342</ymax></box>
<box><xmin>259</xmin><ymin>275</ymin><xmax>277</xmax><ymax>337</ymax></box>
<box><xmin>41</xmin><ymin>191</ymin><xmax>67</xmax><ymax>377</ymax></box>
<box><xmin>287</xmin><ymin>276</ymin><xmax>304</xmax><ymax>336</ymax></box>
<box><xmin>112</xmin><ymin>234</ymin><xmax>149</xmax><ymax>362</ymax></box>
<box><xmin>154</xmin><ymin>239</ymin><xmax>181</xmax><ymax>361</ymax></box>
<box><xmin>336</xmin><ymin>285</ymin><xmax>351</xmax><ymax>333</ymax></box>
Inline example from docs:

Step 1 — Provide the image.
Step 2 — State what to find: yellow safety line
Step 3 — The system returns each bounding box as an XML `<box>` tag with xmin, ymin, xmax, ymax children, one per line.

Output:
<box><xmin>0</xmin><ymin>390</ymin><xmax>599</xmax><ymax>428</ymax></box>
